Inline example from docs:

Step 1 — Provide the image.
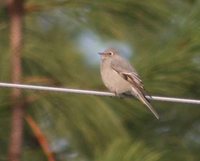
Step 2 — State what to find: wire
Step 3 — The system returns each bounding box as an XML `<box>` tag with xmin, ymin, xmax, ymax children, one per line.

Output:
<box><xmin>0</xmin><ymin>82</ymin><xmax>200</xmax><ymax>104</ymax></box>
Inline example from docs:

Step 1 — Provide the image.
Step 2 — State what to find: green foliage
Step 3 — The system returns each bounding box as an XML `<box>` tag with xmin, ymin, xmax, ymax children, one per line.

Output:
<box><xmin>95</xmin><ymin>139</ymin><xmax>161</xmax><ymax>161</ymax></box>
<box><xmin>1</xmin><ymin>0</ymin><xmax>200</xmax><ymax>161</ymax></box>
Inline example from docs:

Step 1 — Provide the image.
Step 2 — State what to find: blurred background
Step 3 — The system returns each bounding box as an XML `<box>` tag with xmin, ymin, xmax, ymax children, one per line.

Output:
<box><xmin>1</xmin><ymin>0</ymin><xmax>200</xmax><ymax>161</ymax></box>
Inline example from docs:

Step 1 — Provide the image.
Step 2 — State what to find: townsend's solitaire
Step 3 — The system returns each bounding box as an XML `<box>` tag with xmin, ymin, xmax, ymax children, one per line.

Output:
<box><xmin>99</xmin><ymin>48</ymin><xmax>159</xmax><ymax>119</ymax></box>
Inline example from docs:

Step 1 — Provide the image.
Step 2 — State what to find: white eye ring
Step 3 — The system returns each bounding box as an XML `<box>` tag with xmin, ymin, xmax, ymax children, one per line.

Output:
<box><xmin>108</xmin><ymin>52</ymin><xmax>113</xmax><ymax>56</ymax></box>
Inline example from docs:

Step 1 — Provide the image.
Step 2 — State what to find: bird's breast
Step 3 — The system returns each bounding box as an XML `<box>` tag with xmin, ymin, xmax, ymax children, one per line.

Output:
<box><xmin>100</xmin><ymin>61</ymin><xmax>131</xmax><ymax>94</ymax></box>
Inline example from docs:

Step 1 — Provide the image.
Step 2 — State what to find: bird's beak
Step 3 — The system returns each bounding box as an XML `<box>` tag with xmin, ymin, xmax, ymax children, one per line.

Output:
<box><xmin>98</xmin><ymin>52</ymin><xmax>104</xmax><ymax>55</ymax></box>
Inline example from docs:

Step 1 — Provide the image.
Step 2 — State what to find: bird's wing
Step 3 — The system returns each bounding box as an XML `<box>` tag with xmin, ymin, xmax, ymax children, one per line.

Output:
<box><xmin>111</xmin><ymin>58</ymin><xmax>144</xmax><ymax>91</ymax></box>
<box><xmin>111</xmin><ymin>58</ymin><xmax>159</xmax><ymax>119</ymax></box>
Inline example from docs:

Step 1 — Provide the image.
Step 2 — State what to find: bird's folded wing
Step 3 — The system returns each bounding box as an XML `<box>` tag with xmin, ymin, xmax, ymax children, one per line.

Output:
<box><xmin>111</xmin><ymin>60</ymin><xmax>144</xmax><ymax>91</ymax></box>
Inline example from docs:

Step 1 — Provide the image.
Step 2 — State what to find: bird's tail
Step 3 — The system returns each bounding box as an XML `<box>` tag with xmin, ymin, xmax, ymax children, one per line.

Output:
<box><xmin>131</xmin><ymin>88</ymin><xmax>159</xmax><ymax>119</ymax></box>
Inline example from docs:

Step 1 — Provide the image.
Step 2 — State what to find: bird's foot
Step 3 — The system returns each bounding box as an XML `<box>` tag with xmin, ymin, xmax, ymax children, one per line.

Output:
<box><xmin>114</xmin><ymin>92</ymin><xmax>125</xmax><ymax>99</ymax></box>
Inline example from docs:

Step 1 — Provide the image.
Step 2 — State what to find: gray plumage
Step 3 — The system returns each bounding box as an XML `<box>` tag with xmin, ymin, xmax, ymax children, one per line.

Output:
<box><xmin>99</xmin><ymin>48</ymin><xmax>159</xmax><ymax>119</ymax></box>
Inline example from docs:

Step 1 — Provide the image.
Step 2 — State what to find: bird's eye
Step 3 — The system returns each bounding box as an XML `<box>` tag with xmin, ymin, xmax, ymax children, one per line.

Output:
<box><xmin>108</xmin><ymin>52</ymin><xmax>113</xmax><ymax>56</ymax></box>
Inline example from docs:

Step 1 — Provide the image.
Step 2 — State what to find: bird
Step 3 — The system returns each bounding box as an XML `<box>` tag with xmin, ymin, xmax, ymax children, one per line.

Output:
<box><xmin>98</xmin><ymin>48</ymin><xmax>159</xmax><ymax>119</ymax></box>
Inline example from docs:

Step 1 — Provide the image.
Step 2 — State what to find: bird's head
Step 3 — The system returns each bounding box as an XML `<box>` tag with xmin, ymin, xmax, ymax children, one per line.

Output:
<box><xmin>98</xmin><ymin>48</ymin><xmax>118</xmax><ymax>60</ymax></box>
